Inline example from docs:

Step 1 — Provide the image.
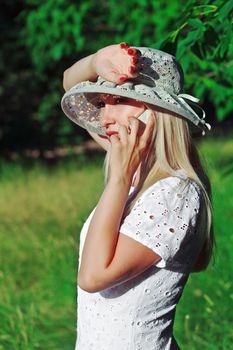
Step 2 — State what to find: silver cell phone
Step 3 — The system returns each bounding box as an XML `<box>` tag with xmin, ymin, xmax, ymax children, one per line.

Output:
<box><xmin>138</xmin><ymin>109</ymin><xmax>151</xmax><ymax>124</ymax></box>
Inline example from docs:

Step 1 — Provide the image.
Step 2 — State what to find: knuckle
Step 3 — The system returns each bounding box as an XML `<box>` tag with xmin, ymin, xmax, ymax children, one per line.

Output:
<box><xmin>130</xmin><ymin>118</ymin><xmax>139</xmax><ymax>127</ymax></box>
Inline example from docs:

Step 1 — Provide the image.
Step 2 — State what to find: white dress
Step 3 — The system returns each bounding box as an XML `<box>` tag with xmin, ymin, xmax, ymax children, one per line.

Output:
<box><xmin>75</xmin><ymin>171</ymin><xmax>204</xmax><ymax>350</ymax></box>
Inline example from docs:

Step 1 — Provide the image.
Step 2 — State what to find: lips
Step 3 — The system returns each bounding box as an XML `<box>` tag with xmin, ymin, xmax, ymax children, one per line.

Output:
<box><xmin>106</xmin><ymin>131</ymin><xmax>119</xmax><ymax>137</ymax></box>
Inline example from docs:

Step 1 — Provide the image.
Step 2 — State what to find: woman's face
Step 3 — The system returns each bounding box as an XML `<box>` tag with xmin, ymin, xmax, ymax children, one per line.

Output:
<box><xmin>97</xmin><ymin>94</ymin><xmax>145</xmax><ymax>138</ymax></box>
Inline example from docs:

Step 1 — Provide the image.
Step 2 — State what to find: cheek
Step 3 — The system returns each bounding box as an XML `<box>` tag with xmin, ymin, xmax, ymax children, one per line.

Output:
<box><xmin>116</xmin><ymin>105</ymin><xmax>144</xmax><ymax>125</ymax></box>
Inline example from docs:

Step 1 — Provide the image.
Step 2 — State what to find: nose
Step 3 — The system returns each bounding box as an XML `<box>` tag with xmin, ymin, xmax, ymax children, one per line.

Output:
<box><xmin>100</xmin><ymin>105</ymin><xmax>116</xmax><ymax>128</ymax></box>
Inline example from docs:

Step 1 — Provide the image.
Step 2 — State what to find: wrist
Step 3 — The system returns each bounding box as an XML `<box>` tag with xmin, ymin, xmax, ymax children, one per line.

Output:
<box><xmin>108</xmin><ymin>175</ymin><xmax>132</xmax><ymax>189</ymax></box>
<box><xmin>90</xmin><ymin>53</ymin><xmax>98</xmax><ymax>78</ymax></box>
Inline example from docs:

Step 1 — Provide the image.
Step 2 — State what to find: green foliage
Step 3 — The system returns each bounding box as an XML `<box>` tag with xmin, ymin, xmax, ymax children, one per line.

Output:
<box><xmin>20</xmin><ymin>0</ymin><xmax>233</xmax><ymax>124</ymax></box>
<box><xmin>0</xmin><ymin>0</ymin><xmax>232</xmax><ymax>152</ymax></box>
<box><xmin>21</xmin><ymin>0</ymin><xmax>182</xmax><ymax>72</ymax></box>
<box><xmin>159</xmin><ymin>0</ymin><xmax>233</xmax><ymax>121</ymax></box>
<box><xmin>21</xmin><ymin>0</ymin><xmax>92</xmax><ymax>69</ymax></box>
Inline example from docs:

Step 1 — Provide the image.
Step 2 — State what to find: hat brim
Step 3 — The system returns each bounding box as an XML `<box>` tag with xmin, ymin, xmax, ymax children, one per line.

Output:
<box><xmin>61</xmin><ymin>80</ymin><xmax>205</xmax><ymax>136</ymax></box>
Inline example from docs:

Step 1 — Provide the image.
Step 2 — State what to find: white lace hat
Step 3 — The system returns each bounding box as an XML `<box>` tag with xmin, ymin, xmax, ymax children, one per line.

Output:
<box><xmin>61</xmin><ymin>47</ymin><xmax>211</xmax><ymax>136</ymax></box>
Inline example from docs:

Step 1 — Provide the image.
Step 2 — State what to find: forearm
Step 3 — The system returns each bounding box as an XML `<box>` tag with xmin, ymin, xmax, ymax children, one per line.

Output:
<box><xmin>63</xmin><ymin>53</ymin><xmax>98</xmax><ymax>91</ymax></box>
<box><xmin>78</xmin><ymin>178</ymin><xmax>131</xmax><ymax>283</ymax></box>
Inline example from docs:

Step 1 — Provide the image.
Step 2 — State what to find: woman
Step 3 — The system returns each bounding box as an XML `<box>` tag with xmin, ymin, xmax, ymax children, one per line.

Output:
<box><xmin>62</xmin><ymin>43</ymin><xmax>214</xmax><ymax>350</ymax></box>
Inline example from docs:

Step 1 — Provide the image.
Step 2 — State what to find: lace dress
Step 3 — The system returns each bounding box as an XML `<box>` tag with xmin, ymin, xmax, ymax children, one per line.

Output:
<box><xmin>75</xmin><ymin>172</ymin><xmax>204</xmax><ymax>350</ymax></box>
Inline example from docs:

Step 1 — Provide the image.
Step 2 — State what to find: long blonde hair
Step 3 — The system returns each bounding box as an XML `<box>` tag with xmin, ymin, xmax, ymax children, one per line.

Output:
<box><xmin>104</xmin><ymin>107</ymin><xmax>215</xmax><ymax>272</ymax></box>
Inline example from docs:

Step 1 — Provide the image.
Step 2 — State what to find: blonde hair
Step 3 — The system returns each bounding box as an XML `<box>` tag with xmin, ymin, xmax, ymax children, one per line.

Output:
<box><xmin>104</xmin><ymin>107</ymin><xmax>215</xmax><ymax>272</ymax></box>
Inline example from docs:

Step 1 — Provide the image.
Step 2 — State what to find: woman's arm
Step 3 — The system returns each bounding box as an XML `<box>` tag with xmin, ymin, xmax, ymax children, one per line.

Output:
<box><xmin>63</xmin><ymin>54</ymin><xmax>97</xmax><ymax>91</ymax></box>
<box><xmin>63</xmin><ymin>53</ymin><xmax>109</xmax><ymax>150</ymax></box>
<box><xmin>78</xmin><ymin>116</ymin><xmax>160</xmax><ymax>293</ymax></box>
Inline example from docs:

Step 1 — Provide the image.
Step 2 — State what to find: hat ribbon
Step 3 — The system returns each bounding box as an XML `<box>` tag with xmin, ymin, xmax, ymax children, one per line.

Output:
<box><xmin>177</xmin><ymin>93</ymin><xmax>211</xmax><ymax>135</ymax></box>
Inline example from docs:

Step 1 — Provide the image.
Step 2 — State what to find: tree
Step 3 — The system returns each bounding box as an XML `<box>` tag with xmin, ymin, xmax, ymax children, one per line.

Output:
<box><xmin>1</xmin><ymin>0</ymin><xmax>232</xmax><ymax>154</ymax></box>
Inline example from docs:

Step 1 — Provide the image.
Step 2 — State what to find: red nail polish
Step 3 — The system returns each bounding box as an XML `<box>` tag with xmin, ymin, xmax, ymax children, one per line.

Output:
<box><xmin>130</xmin><ymin>66</ymin><xmax>136</xmax><ymax>73</ymax></box>
<box><xmin>120</xmin><ymin>76</ymin><xmax>127</xmax><ymax>81</ymax></box>
<box><xmin>132</xmin><ymin>56</ymin><xmax>138</xmax><ymax>64</ymax></box>
<box><xmin>127</xmin><ymin>48</ymin><xmax>134</xmax><ymax>55</ymax></box>
<box><xmin>120</xmin><ymin>42</ymin><xmax>129</xmax><ymax>48</ymax></box>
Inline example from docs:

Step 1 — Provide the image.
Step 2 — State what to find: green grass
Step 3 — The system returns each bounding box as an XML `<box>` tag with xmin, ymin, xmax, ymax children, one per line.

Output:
<box><xmin>0</xmin><ymin>154</ymin><xmax>104</xmax><ymax>350</ymax></box>
<box><xmin>174</xmin><ymin>135</ymin><xmax>233</xmax><ymax>350</ymax></box>
<box><xmin>0</xmin><ymin>136</ymin><xmax>232</xmax><ymax>350</ymax></box>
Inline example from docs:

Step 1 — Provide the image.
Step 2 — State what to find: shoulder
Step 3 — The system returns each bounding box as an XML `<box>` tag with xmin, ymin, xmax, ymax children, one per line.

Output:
<box><xmin>142</xmin><ymin>171</ymin><xmax>201</xmax><ymax>200</ymax></box>
<box><xmin>132</xmin><ymin>171</ymin><xmax>202</xmax><ymax>217</ymax></box>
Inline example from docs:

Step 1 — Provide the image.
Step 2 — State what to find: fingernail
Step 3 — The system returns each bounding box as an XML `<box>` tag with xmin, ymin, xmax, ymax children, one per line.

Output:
<box><xmin>120</xmin><ymin>76</ymin><xmax>127</xmax><ymax>81</ymax></box>
<box><xmin>132</xmin><ymin>56</ymin><xmax>138</xmax><ymax>64</ymax></box>
<box><xmin>130</xmin><ymin>66</ymin><xmax>136</xmax><ymax>73</ymax></box>
<box><xmin>120</xmin><ymin>42</ymin><xmax>129</xmax><ymax>48</ymax></box>
<box><xmin>127</xmin><ymin>48</ymin><xmax>134</xmax><ymax>55</ymax></box>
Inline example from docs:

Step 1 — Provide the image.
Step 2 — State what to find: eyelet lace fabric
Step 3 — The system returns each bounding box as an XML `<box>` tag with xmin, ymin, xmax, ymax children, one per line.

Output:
<box><xmin>75</xmin><ymin>172</ymin><xmax>204</xmax><ymax>350</ymax></box>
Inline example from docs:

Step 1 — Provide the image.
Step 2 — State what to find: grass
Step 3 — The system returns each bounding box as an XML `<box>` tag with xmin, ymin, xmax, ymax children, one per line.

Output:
<box><xmin>0</xmin><ymin>135</ymin><xmax>232</xmax><ymax>350</ymax></box>
<box><xmin>0</xmin><ymin>154</ymin><xmax>104</xmax><ymax>350</ymax></box>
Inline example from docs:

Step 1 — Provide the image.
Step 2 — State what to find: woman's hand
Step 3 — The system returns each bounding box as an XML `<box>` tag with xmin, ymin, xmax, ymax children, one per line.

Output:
<box><xmin>108</xmin><ymin>111</ymin><xmax>155</xmax><ymax>186</ymax></box>
<box><xmin>92</xmin><ymin>43</ymin><xmax>141</xmax><ymax>84</ymax></box>
<box><xmin>63</xmin><ymin>42</ymin><xmax>140</xmax><ymax>91</ymax></box>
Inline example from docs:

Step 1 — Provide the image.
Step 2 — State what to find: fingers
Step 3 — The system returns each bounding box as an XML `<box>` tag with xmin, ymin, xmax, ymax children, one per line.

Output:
<box><xmin>118</xmin><ymin>125</ymin><xmax>128</xmax><ymax>144</ymax></box>
<box><xmin>131</xmin><ymin>56</ymin><xmax>138</xmax><ymax>64</ymax></box>
<box><xmin>119</xmin><ymin>42</ymin><xmax>129</xmax><ymax>49</ymax></box>
<box><xmin>110</xmin><ymin>111</ymin><xmax>155</xmax><ymax>148</ymax></box>
<box><xmin>128</xmin><ymin>118</ymin><xmax>140</xmax><ymax>141</ymax></box>
<box><xmin>109</xmin><ymin>112</ymin><xmax>155</xmax><ymax>166</ymax></box>
<box><xmin>127</xmin><ymin>47</ymin><xmax>141</xmax><ymax>78</ymax></box>
<box><xmin>127</xmin><ymin>48</ymin><xmax>141</xmax><ymax>57</ymax></box>
<box><xmin>118</xmin><ymin>43</ymin><xmax>142</xmax><ymax>80</ymax></box>
<box><xmin>108</xmin><ymin>133</ymin><xmax>120</xmax><ymax>147</ymax></box>
<box><xmin>119</xmin><ymin>74</ymin><xmax>128</xmax><ymax>82</ymax></box>
<box><xmin>128</xmin><ymin>65</ymin><xmax>140</xmax><ymax>77</ymax></box>
<box><xmin>109</xmin><ymin>121</ymin><xmax>137</xmax><ymax>146</ymax></box>
<box><xmin>108</xmin><ymin>126</ymin><xmax>128</xmax><ymax>145</ymax></box>
<box><xmin>128</xmin><ymin>111</ymin><xmax>155</xmax><ymax>148</ymax></box>
<box><xmin>107</xmin><ymin>71</ymin><xmax>128</xmax><ymax>84</ymax></box>
<box><xmin>139</xmin><ymin>111</ymin><xmax>155</xmax><ymax>148</ymax></box>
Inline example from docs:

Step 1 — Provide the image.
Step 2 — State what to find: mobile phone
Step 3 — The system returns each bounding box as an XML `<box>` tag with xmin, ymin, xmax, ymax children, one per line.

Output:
<box><xmin>138</xmin><ymin>109</ymin><xmax>151</xmax><ymax>124</ymax></box>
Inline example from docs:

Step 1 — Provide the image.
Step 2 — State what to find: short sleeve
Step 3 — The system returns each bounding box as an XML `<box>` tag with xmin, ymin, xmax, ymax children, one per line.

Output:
<box><xmin>119</xmin><ymin>176</ymin><xmax>201</xmax><ymax>268</ymax></box>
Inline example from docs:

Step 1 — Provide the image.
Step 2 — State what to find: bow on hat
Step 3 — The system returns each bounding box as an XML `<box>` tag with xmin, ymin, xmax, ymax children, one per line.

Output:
<box><xmin>178</xmin><ymin>94</ymin><xmax>212</xmax><ymax>136</ymax></box>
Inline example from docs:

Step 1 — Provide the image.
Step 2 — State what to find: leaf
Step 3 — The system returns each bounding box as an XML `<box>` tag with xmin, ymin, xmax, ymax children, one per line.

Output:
<box><xmin>159</xmin><ymin>32</ymin><xmax>179</xmax><ymax>55</ymax></box>
<box><xmin>201</xmin><ymin>25</ymin><xmax>219</xmax><ymax>59</ymax></box>
<box><xmin>191</xmin><ymin>5</ymin><xmax>217</xmax><ymax>17</ymax></box>
<box><xmin>188</xmin><ymin>18</ymin><xmax>205</xmax><ymax>29</ymax></box>
<box><xmin>191</xmin><ymin>42</ymin><xmax>204</xmax><ymax>59</ymax></box>
<box><xmin>176</xmin><ymin>28</ymin><xmax>204</xmax><ymax>58</ymax></box>
<box><xmin>219</xmin><ymin>21</ymin><xmax>232</xmax><ymax>58</ymax></box>
<box><xmin>218</xmin><ymin>0</ymin><xmax>233</xmax><ymax>21</ymax></box>
<box><xmin>51</xmin><ymin>43</ymin><xmax>63</xmax><ymax>60</ymax></box>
